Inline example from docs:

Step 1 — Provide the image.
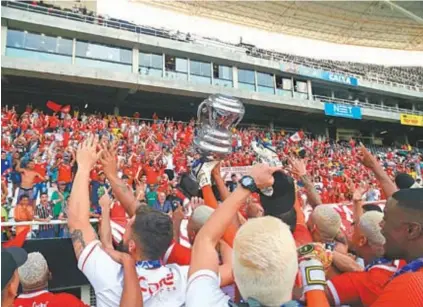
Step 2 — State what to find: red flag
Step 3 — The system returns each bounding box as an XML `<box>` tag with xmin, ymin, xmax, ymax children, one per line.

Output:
<box><xmin>61</xmin><ymin>105</ymin><xmax>71</xmax><ymax>113</ymax></box>
<box><xmin>289</xmin><ymin>131</ymin><xmax>304</xmax><ymax>143</ymax></box>
<box><xmin>46</xmin><ymin>100</ymin><xmax>62</xmax><ymax>112</ymax></box>
<box><xmin>2</xmin><ymin>228</ymin><xmax>30</xmax><ymax>248</ymax></box>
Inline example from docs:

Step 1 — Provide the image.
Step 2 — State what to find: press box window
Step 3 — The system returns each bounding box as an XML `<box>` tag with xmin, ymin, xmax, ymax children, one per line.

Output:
<box><xmin>238</xmin><ymin>69</ymin><xmax>255</xmax><ymax>91</ymax></box>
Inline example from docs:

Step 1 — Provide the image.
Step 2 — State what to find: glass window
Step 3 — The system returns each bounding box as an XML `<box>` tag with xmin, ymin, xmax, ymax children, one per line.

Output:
<box><xmin>39</xmin><ymin>34</ymin><xmax>58</xmax><ymax>53</ymax></box>
<box><xmin>6</xmin><ymin>29</ymin><xmax>25</xmax><ymax>48</ymax></box>
<box><xmin>57</xmin><ymin>37</ymin><xmax>73</xmax><ymax>55</ymax></box>
<box><xmin>76</xmin><ymin>41</ymin><xmax>131</xmax><ymax>64</ymax></box>
<box><xmin>139</xmin><ymin>52</ymin><xmax>162</xmax><ymax>69</ymax></box>
<box><xmin>175</xmin><ymin>58</ymin><xmax>188</xmax><ymax>73</ymax></box>
<box><xmin>25</xmin><ymin>32</ymin><xmax>42</xmax><ymax>50</ymax></box>
<box><xmin>190</xmin><ymin>60</ymin><xmax>211</xmax><ymax>77</ymax></box>
<box><xmin>257</xmin><ymin>72</ymin><xmax>274</xmax><ymax>87</ymax></box>
<box><xmin>213</xmin><ymin>64</ymin><xmax>232</xmax><ymax>80</ymax></box>
<box><xmin>6</xmin><ymin>29</ymin><xmax>73</xmax><ymax>56</ymax></box>
<box><xmin>238</xmin><ymin>69</ymin><xmax>255</xmax><ymax>84</ymax></box>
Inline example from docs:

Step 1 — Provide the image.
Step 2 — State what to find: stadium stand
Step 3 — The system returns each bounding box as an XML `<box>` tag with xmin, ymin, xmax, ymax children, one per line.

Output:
<box><xmin>3</xmin><ymin>1</ymin><xmax>423</xmax><ymax>90</ymax></box>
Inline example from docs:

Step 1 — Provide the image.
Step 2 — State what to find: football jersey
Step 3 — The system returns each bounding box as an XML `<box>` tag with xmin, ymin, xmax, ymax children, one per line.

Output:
<box><xmin>327</xmin><ymin>261</ymin><xmax>398</xmax><ymax>306</ymax></box>
<box><xmin>14</xmin><ymin>290</ymin><xmax>87</xmax><ymax>307</ymax></box>
<box><xmin>163</xmin><ymin>240</ymin><xmax>191</xmax><ymax>266</ymax></box>
<box><xmin>78</xmin><ymin>240</ymin><xmax>189</xmax><ymax>307</ymax></box>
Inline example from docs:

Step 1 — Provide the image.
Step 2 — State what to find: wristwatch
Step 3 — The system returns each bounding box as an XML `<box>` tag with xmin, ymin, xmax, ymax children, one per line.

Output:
<box><xmin>239</xmin><ymin>176</ymin><xmax>259</xmax><ymax>193</ymax></box>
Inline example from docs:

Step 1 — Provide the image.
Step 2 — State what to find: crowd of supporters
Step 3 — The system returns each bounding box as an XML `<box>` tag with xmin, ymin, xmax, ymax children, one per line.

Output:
<box><xmin>1</xmin><ymin>105</ymin><xmax>422</xmax><ymax>241</ymax></box>
<box><xmin>6</xmin><ymin>1</ymin><xmax>423</xmax><ymax>89</ymax></box>
<box><xmin>1</xmin><ymin>103</ymin><xmax>423</xmax><ymax>307</ymax></box>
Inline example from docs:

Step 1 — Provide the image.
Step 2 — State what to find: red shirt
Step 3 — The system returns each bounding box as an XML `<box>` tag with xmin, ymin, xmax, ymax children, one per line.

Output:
<box><xmin>327</xmin><ymin>262</ymin><xmax>398</xmax><ymax>307</ymax></box>
<box><xmin>143</xmin><ymin>165</ymin><xmax>160</xmax><ymax>185</ymax></box>
<box><xmin>293</xmin><ymin>224</ymin><xmax>313</xmax><ymax>247</ymax></box>
<box><xmin>14</xmin><ymin>290</ymin><xmax>87</xmax><ymax>307</ymax></box>
<box><xmin>58</xmin><ymin>164</ymin><xmax>72</xmax><ymax>183</ymax></box>
<box><xmin>33</xmin><ymin>162</ymin><xmax>47</xmax><ymax>184</ymax></box>
<box><xmin>163</xmin><ymin>240</ymin><xmax>191</xmax><ymax>266</ymax></box>
<box><xmin>110</xmin><ymin>201</ymin><xmax>127</xmax><ymax>221</ymax></box>
<box><xmin>371</xmin><ymin>269</ymin><xmax>423</xmax><ymax>307</ymax></box>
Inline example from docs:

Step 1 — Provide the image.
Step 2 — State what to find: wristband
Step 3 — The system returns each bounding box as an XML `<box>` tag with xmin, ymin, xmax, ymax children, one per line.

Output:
<box><xmin>299</xmin><ymin>258</ymin><xmax>326</xmax><ymax>293</ymax></box>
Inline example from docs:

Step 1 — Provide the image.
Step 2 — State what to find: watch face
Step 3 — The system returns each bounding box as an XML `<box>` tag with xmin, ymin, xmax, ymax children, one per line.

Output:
<box><xmin>242</xmin><ymin>176</ymin><xmax>253</xmax><ymax>186</ymax></box>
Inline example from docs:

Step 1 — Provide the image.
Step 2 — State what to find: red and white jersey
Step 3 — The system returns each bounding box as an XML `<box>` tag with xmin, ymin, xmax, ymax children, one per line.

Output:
<box><xmin>78</xmin><ymin>240</ymin><xmax>189</xmax><ymax>307</ymax></box>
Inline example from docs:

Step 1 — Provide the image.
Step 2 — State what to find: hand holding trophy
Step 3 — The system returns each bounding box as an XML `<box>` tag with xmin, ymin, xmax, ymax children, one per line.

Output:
<box><xmin>192</xmin><ymin>94</ymin><xmax>245</xmax><ymax>188</ymax></box>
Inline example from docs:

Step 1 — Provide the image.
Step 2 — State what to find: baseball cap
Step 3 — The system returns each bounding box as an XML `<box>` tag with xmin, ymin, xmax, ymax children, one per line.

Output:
<box><xmin>1</xmin><ymin>247</ymin><xmax>28</xmax><ymax>290</ymax></box>
<box><xmin>395</xmin><ymin>173</ymin><xmax>415</xmax><ymax>189</ymax></box>
<box><xmin>260</xmin><ymin>172</ymin><xmax>296</xmax><ymax>217</ymax></box>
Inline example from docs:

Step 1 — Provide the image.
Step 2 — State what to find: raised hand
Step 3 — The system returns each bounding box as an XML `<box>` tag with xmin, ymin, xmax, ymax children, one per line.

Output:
<box><xmin>189</xmin><ymin>197</ymin><xmax>205</xmax><ymax>212</ymax></box>
<box><xmin>288</xmin><ymin>157</ymin><xmax>307</xmax><ymax>177</ymax></box>
<box><xmin>99</xmin><ymin>188</ymin><xmax>113</xmax><ymax>210</ymax></box>
<box><xmin>357</xmin><ymin>144</ymin><xmax>378</xmax><ymax>169</ymax></box>
<box><xmin>352</xmin><ymin>183</ymin><xmax>369</xmax><ymax>202</ymax></box>
<box><xmin>248</xmin><ymin>163</ymin><xmax>283</xmax><ymax>190</ymax></box>
<box><xmin>76</xmin><ymin>134</ymin><xmax>102</xmax><ymax>170</ymax></box>
<box><xmin>99</xmin><ymin>144</ymin><xmax>118</xmax><ymax>179</ymax></box>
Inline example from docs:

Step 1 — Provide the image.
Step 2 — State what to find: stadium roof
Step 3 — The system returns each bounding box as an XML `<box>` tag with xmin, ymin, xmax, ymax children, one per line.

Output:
<box><xmin>143</xmin><ymin>0</ymin><xmax>423</xmax><ymax>51</ymax></box>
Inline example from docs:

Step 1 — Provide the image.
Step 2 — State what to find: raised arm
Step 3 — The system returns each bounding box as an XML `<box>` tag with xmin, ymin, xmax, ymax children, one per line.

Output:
<box><xmin>357</xmin><ymin>145</ymin><xmax>397</xmax><ymax>198</ymax></box>
<box><xmin>211</xmin><ymin>162</ymin><xmax>230</xmax><ymax>201</ymax></box>
<box><xmin>352</xmin><ymin>184</ymin><xmax>368</xmax><ymax>224</ymax></box>
<box><xmin>100</xmin><ymin>147</ymin><xmax>139</xmax><ymax>217</ymax></box>
<box><xmin>67</xmin><ymin>135</ymin><xmax>102</xmax><ymax>260</ymax></box>
<box><xmin>289</xmin><ymin>157</ymin><xmax>322</xmax><ymax>208</ymax></box>
<box><xmin>98</xmin><ymin>191</ymin><xmax>114</xmax><ymax>249</ymax></box>
<box><xmin>189</xmin><ymin>164</ymin><xmax>281</xmax><ymax>277</ymax></box>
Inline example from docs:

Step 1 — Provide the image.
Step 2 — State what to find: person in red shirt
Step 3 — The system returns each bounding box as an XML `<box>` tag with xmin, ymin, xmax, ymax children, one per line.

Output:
<box><xmin>371</xmin><ymin>189</ymin><xmax>423</xmax><ymax>307</ymax></box>
<box><xmin>56</xmin><ymin>159</ymin><xmax>74</xmax><ymax>191</ymax></box>
<box><xmin>32</xmin><ymin>160</ymin><xmax>48</xmax><ymax>200</ymax></box>
<box><xmin>326</xmin><ymin>211</ymin><xmax>398</xmax><ymax>306</ymax></box>
<box><xmin>14</xmin><ymin>252</ymin><xmax>88</xmax><ymax>307</ymax></box>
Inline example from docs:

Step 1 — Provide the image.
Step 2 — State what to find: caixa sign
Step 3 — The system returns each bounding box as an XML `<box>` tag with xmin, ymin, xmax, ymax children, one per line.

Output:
<box><xmin>324</xmin><ymin>102</ymin><xmax>362</xmax><ymax>119</ymax></box>
<box><xmin>323</xmin><ymin>72</ymin><xmax>359</xmax><ymax>86</ymax></box>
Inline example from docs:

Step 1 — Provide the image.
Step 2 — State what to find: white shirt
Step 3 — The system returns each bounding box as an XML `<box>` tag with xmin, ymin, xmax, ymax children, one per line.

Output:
<box><xmin>78</xmin><ymin>240</ymin><xmax>189</xmax><ymax>307</ymax></box>
<box><xmin>186</xmin><ymin>270</ymin><xmax>230</xmax><ymax>307</ymax></box>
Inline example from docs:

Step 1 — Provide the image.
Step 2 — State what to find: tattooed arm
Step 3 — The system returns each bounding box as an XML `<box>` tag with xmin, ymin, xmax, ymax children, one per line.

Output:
<box><xmin>67</xmin><ymin>135</ymin><xmax>100</xmax><ymax>260</ymax></box>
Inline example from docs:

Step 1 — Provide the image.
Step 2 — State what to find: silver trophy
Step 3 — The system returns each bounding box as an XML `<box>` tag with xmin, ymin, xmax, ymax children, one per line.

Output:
<box><xmin>194</xmin><ymin>94</ymin><xmax>245</xmax><ymax>159</ymax></box>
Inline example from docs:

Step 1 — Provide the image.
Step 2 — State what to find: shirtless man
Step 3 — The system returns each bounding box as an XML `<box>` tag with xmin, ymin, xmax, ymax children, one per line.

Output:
<box><xmin>16</xmin><ymin>159</ymin><xmax>45</xmax><ymax>205</ymax></box>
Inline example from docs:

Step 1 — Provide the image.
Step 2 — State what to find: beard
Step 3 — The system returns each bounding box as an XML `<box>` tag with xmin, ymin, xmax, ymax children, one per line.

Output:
<box><xmin>116</xmin><ymin>240</ymin><xmax>130</xmax><ymax>254</ymax></box>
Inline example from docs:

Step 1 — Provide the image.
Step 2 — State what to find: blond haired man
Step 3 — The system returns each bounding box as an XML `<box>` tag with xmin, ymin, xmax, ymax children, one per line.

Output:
<box><xmin>326</xmin><ymin>211</ymin><xmax>400</xmax><ymax>307</ymax></box>
<box><xmin>186</xmin><ymin>164</ymin><xmax>329</xmax><ymax>307</ymax></box>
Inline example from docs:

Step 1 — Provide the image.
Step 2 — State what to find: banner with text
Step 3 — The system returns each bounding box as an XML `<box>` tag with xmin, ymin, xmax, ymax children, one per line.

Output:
<box><xmin>220</xmin><ymin>166</ymin><xmax>253</xmax><ymax>181</ymax></box>
<box><xmin>324</xmin><ymin>102</ymin><xmax>362</xmax><ymax>120</ymax></box>
<box><xmin>400</xmin><ymin>114</ymin><xmax>423</xmax><ymax>127</ymax></box>
<box><xmin>280</xmin><ymin>63</ymin><xmax>358</xmax><ymax>86</ymax></box>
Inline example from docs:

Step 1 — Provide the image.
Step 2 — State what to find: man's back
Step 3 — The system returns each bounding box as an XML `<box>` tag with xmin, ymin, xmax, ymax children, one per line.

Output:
<box><xmin>14</xmin><ymin>290</ymin><xmax>87</xmax><ymax>307</ymax></box>
<box><xmin>79</xmin><ymin>240</ymin><xmax>189</xmax><ymax>307</ymax></box>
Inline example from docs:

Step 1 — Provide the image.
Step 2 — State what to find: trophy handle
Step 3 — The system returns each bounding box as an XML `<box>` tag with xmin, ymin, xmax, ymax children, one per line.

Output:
<box><xmin>197</xmin><ymin>101</ymin><xmax>207</xmax><ymax>123</ymax></box>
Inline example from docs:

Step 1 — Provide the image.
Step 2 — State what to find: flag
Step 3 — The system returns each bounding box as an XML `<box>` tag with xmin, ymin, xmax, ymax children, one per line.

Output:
<box><xmin>61</xmin><ymin>105</ymin><xmax>71</xmax><ymax>113</ymax></box>
<box><xmin>2</xmin><ymin>227</ymin><xmax>30</xmax><ymax>248</ymax></box>
<box><xmin>289</xmin><ymin>131</ymin><xmax>304</xmax><ymax>143</ymax></box>
<box><xmin>46</xmin><ymin>100</ymin><xmax>62</xmax><ymax>112</ymax></box>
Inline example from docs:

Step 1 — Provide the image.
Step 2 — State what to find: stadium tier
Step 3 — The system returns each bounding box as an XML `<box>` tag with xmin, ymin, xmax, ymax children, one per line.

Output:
<box><xmin>1</xmin><ymin>1</ymin><xmax>423</xmax><ymax>307</ymax></box>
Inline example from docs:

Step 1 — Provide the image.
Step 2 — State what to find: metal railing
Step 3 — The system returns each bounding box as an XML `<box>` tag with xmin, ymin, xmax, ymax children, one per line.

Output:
<box><xmin>3</xmin><ymin>1</ymin><xmax>422</xmax><ymax>92</ymax></box>
<box><xmin>2</xmin><ymin>218</ymin><xmax>99</xmax><ymax>227</ymax></box>
<box><xmin>314</xmin><ymin>95</ymin><xmax>423</xmax><ymax>116</ymax></box>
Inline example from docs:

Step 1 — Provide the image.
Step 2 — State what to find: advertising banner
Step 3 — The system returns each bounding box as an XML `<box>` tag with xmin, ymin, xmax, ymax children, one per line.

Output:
<box><xmin>324</xmin><ymin>102</ymin><xmax>362</xmax><ymax>120</ymax></box>
<box><xmin>280</xmin><ymin>63</ymin><xmax>358</xmax><ymax>86</ymax></box>
<box><xmin>220</xmin><ymin>166</ymin><xmax>252</xmax><ymax>181</ymax></box>
<box><xmin>400</xmin><ymin>114</ymin><xmax>423</xmax><ymax>127</ymax></box>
